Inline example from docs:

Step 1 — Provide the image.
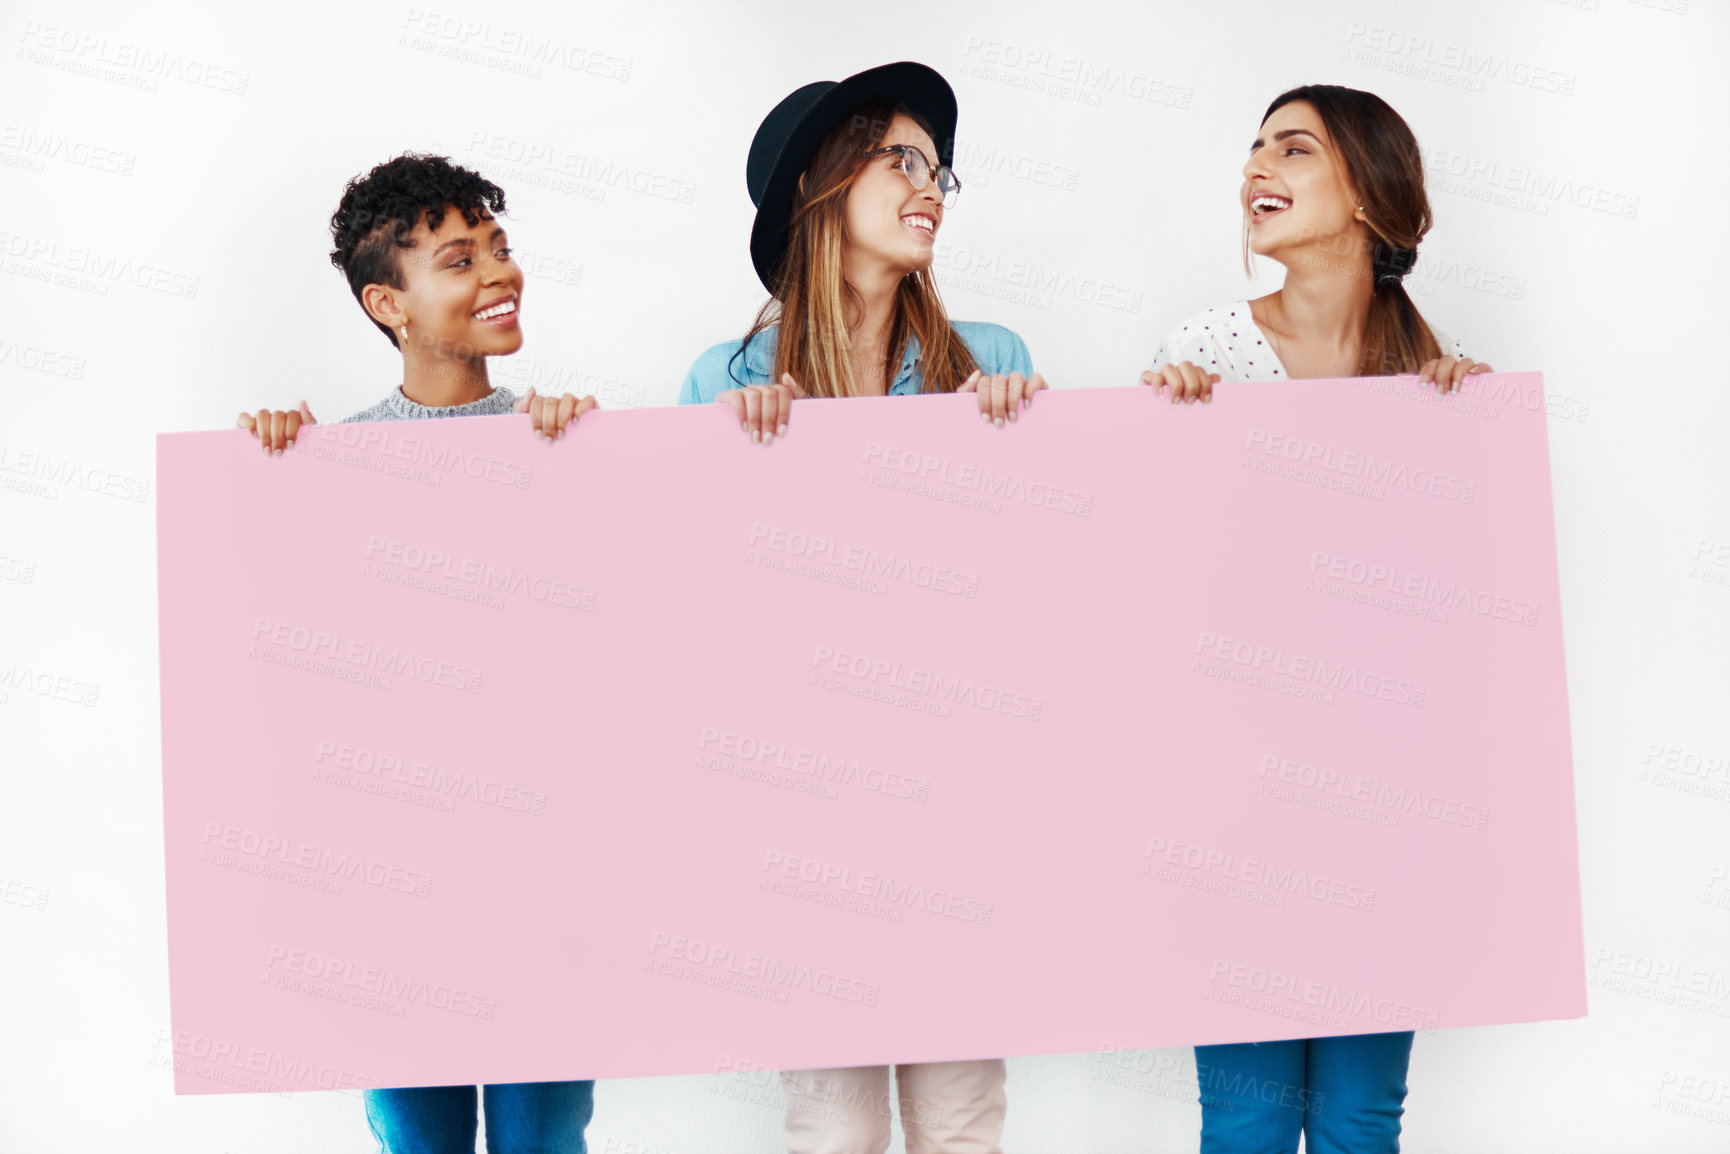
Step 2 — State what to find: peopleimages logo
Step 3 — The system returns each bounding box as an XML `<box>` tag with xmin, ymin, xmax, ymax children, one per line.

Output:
<box><xmin>861</xmin><ymin>442</ymin><xmax>1093</xmax><ymax>517</ymax></box>
<box><xmin>761</xmin><ymin>850</ymin><xmax>994</xmax><ymax>925</ymax></box>
<box><xmin>0</xmin><ymin>664</ymin><xmax>100</xmax><ymax>707</ymax></box>
<box><xmin>153</xmin><ymin>1029</ymin><xmax>380</xmax><ymax>1093</ymax></box>
<box><xmin>263</xmin><ymin>946</ymin><xmax>497</xmax><ymax>1018</ymax></box>
<box><xmin>748</xmin><ymin>523</ymin><xmax>980</xmax><ymax>599</ymax></box>
<box><xmin>1425</xmin><ymin>147</ymin><xmax>1639</xmax><ymax>220</ymax></box>
<box><xmin>199</xmin><ymin>822</ymin><xmax>434</xmax><ymax>897</ymax></box>
<box><xmin>1194</xmin><ymin>631</ymin><xmax>1426</xmax><ymax>708</ymax></box>
<box><xmin>364</xmin><ymin>536</ymin><xmax>596</xmax><ymax>612</ymax></box>
<box><xmin>1145</xmin><ymin>836</ymin><xmax>1377</xmax><ymax>912</ymax></box>
<box><xmin>1209</xmin><ymin>958</ymin><xmax>1442</xmax><ymax>1031</ymax></box>
<box><xmin>1244</xmin><ymin>429</ymin><xmax>1477</xmax><ymax>503</ymax></box>
<box><xmin>249</xmin><ymin>618</ymin><xmax>483</xmax><ymax>694</ymax></box>
<box><xmin>311</xmin><ymin>424</ymin><xmax>533</xmax><ymax>489</ymax></box>
<box><xmin>0</xmin><ymin>443</ymin><xmax>149</xmax><ymax>502</ymax></box>
<box><xmin>810</xmin><ymin>645</ymin><xmax>1044</xmax><ymax>721</ymax></box>
<box><xmin>0</xmin><ymin>227</ymin><xmax>200</xmax><ymax>298</ymax></box>
<box><xmin>1307</xmin><ymin>550</ymin><xmax>1540</xmax><ymax>627</ymax></box>
<box><xmin>647</xmin><ymin>931</ymin><xmax>880</xmax><ymax>1007</ymax></box>
<box><xmin>698</xmin><ymin>728</ymin><xmax>929</xmax><ymax>802</ymax></box>
<box><xmin>1257</xmin><ymin>755</ymin><xmax>1491</xmax><ymax>832</ymax></box>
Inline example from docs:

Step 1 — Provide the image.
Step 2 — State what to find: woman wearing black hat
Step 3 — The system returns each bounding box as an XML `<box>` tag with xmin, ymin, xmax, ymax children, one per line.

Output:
<box><xmin>678</xmin><ymin>60</ymin><xmax>1046</xmax><ymax>435</ymax></box>
<box><xmin>1140</xmin><ymin>85</ymin><xmax>1491</xmax><ymax>1154</ymax></box>
<box><xmin>676</xmin><ymin>61</ymin><xmax>1034</xmax><ymax>1154</ymax></box>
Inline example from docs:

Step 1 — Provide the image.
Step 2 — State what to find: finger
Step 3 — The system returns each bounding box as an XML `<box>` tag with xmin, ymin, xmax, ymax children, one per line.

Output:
<box><xmin>555</xmin><ymin>392</ymin><xmax>578</xmax><ymax>438</ymax></box>
<box><xmin>268</xmin><ymin>410</ymin><xmax>288</xmax><ymax>455</ymax></box>
<box><xmin>237</xmin><ymin>411</ymin><xmax>257</xmax><ymax>435</ymax></box>
<box><xmin>252</xmin><ymin>410</ymin><xmax>272</xmax><ymax>452</ymax></box>
<box><xmin>285</xmin><ymin>410</ymin><xmax>302</xmax><ymax>448</ymax></box>
<box><xmin>989</xmin><ymin>374</ymin><xmax>1009</xmax><ymax>427</ymax></box>
<box><xmin>298</xmin><ymin>400</ymin><xmax>317</xmax><ymax>426</ymax></box>
<box><xmin>1171</xmin><ymin>364</ymin><xmax>1194</xmax><ymax>405</ymax></box>
<box><xmin>1168</xmin><ymin>365</ymin><xmax>1192</xmax><ymax>400</ymax></box>
<box><xmin>1177</xmin><ymin>364</ymin><xmax>1205</xmax><ymax>405</ymax></box>
<box><xmin>957</xmin><ymin>369</ymin><xmax>982</xmax><ymax>394</ymax></box>
<box><xmin>1448</xmin><ymin>359</ymin><xmax>1474</xmax><ymax>395</ymax></box>
<box><xmin>719</xmin><ymin>389</ymin><xmax>748</xmax><ymax>430</ymax></box>
<box><xmin>1417</xmin><ymin>360</ymin><xmax>1437</xmax><ymax>385</ymax></box>
<box><xmin>1003</xmin><ymin>373</ymin><xmax>1027</xmax><ymax>423</ymax></box>
<box><xmin>742</xmin><ymin>387</ymin><xmax>764</xmax><ymax>443</ymax></box>
<box><xmin>1203</xmin><ymin>373</ymin><xmax>1219</xmax><ymax>404</ymax></box>
<box><xmin>772</xmin><ymin>384</ymin><xmax>795</xmax><ymax>438</ymax></box>
<box><xmin>1438</xmin><ymin>358</ymin><xmax>1462</xmax><ymax>394</ymax></box>
<box><xmin>1024</xmin><ymin>373</ymin><xmax>1048</xmax><ymax>409</ymax></box>
<box><xmin>1429</xmin><ymin>358</ymin><xmax>1457</xmax><ymax>391</ymax></box>
<box><xmin>573</xmin><ymin>395</ymin><xmax>599</xmax><ymax>421</ymax></box>
<box><xmin>1139</xmin><ymin>369</ymin><xmax>1158</xmax><ymax>389</ymax></box>
<box><xmin>782</xmin><ymin>372</ymin><xmax>807</xmax><ymax>399</ymax></box>
<box><xmin>1159</xmin><ymin>365</ymin><xmax>1185</xmax><ymax>402</ymax></box>
<box><xmin>1467</xmin><ymin>361</ymin><xmax>1493</xmax><ymax>374</ymax></box>
<box><xmin>757</xmin><ymin>387</ymin><xmax>778</xmax><ymax>445</ymax></box>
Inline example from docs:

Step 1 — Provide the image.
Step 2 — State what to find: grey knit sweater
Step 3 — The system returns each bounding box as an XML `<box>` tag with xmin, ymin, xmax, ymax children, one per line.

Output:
<box><xmin>341</xmin><ymin>385</ymin><xmax>519</xmax><ymax>423</ymax></box>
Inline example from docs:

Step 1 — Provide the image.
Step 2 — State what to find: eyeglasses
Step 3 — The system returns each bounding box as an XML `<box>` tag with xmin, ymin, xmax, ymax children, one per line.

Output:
<box><xmin>862</xmin><ymin>144</ymin><xmax>962</xmax><ymax>207</ymax></box>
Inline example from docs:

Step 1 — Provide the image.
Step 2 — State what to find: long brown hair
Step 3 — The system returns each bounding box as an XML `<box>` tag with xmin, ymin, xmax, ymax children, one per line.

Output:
<box><xmin>1248</xmin><ymin>85</ymin><xmax>1443</xmax><ymax>377</ymax></box>
<box><xmin>732</xmin><ymin>101</ymin><xmax>978</xmax><ymax>397</ymax></box>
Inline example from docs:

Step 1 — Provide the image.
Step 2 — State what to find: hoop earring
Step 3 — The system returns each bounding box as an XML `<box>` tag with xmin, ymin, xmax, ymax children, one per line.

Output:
<box><xmin>398</xmin><ymin>324</ymin><xmax>408</xmax><ymax>344</ymax></box>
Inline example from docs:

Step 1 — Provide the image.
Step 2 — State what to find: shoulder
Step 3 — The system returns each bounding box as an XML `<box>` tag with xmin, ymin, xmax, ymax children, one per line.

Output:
<box><xmin>1427</xmin><ymin>322</ymin><xmax>1466</xmax><ymax>359</ymax></box>
<box><xmin>1163</xmin><ymin>301</ymin><xmax>1252</xmax><ymax>343</ymax></box>
<box><xmin>340</xmin><ymin>397</ymin><xmax>395</xmax><ymax>424</ymax></box>
<box><xmin>679</xmin><ymin>334</ymin><xmax>774</xmax><ymax>405</ymax></box>
<box><xmin>1151</xmin><ymin>302</ymin><xmax>1250</xmax><ymax>366</ymax></box>
<box><xmin>950</xmin><ymin>320</ymin><xmax>1032</xmax><ymax>374</ymax></box>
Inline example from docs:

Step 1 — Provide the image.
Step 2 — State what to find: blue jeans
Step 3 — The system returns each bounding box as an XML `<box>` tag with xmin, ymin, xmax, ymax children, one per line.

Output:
<box><xmin>1196</xmin><ymin>1032</ymin><xmax>1413</xmax><ymax>1154</ymax></box>
<box><xmin>363</xmin><ymin>1081</ymin><xmax>595</xmax><ymax>1154</ymax></box>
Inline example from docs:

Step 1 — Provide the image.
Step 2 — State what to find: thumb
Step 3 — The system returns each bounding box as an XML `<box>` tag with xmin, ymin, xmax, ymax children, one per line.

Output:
<box><xmin>514</xmin><ymin>386</ymin><xmax>535</xmax><ymax>414</ymax></box>
<box><xmin>298</xmin><ymin>400</ymin><xmax>317</xmax><ymax>424</ymax></box>
<box><xmin>957</xmin><ymin>369</ymin><xmax>982</xmax><ymax>393</ymax></box>
<box><xmin>781</xmin><ymin>372</ymin><xmax>807</xmax><ymax>398</ymax></box>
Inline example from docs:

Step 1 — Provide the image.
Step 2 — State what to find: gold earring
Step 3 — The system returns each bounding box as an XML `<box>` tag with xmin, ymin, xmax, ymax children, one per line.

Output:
<box><xmin>399</xmin><ymin>324</ymin><xmax>408</xmax><ymax>343</ymax></box>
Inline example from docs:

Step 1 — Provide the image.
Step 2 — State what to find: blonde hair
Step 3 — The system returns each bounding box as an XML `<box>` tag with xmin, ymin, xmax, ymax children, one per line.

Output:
<box><xmin>734</xmin><ymin>101</ymin><xmax>978</xmax><ymax>397</ymax></box>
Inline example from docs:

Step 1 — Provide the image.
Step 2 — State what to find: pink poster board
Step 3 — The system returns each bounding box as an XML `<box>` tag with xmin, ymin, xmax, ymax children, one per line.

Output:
<box><xmin>156</xmin><ymin>375</ymin><xmax>1581</xmax><ymax>1094</ymax></box>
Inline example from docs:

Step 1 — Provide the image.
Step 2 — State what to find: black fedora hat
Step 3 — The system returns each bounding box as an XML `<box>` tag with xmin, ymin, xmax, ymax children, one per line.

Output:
<box><xmin>746</xmin><ymin>61</ymin><xmax>958</xmax><ymax>295</ymax></box>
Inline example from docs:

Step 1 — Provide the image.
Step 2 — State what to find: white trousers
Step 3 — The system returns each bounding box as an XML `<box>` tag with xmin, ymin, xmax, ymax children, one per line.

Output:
<box><xmin>781</xmin><ymin>1060</ymin><xmax>1008</xmax><ymax>1154</ymax></box>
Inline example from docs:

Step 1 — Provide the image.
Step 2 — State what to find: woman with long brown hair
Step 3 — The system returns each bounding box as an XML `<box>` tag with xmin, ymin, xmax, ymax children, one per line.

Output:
<box><xmin>679</xmin><ymin>61</ymin><xmax>1045</xmax><ymax>432</ymax></box>
<box><xmin>1142</xmin><ymin>85</ymin><xmax>1492</xmax><ymax>1153</ymax></box>
<box><xmin>677</xmin><ymin>61</ymin><xmax>1045</xmax><ymax>1154</ymax></box>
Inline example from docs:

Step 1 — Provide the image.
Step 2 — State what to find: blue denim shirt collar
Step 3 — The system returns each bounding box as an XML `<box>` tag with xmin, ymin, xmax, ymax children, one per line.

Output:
<box><xmin>741</xmin><ymin>326</ymin><xmax>923</xmax><ymax>395</ymax></box>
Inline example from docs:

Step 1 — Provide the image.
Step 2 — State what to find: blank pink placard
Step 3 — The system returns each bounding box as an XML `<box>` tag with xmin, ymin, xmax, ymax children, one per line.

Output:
<box><xmin>155</xmin><ymin>375</ymin><xmax>1581</xmax><ymax>1094</ymax></box>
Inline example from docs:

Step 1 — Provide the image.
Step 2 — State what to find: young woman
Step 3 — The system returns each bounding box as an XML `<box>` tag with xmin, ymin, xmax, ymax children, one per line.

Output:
<box><xmin>678</xmin><ymin>62</ymin><xmax>1045</xmax><ymax>1154</ymax></box>
<box><xmin>1142</xmin><ymin>85</ymin><xmax>1491</xmax><ymax>1154</ymax></box>
<box><xmin>239</xmin><ymin>152</ymin><xmax>590</xmax><ymax>448</ymax></box>
<box><xmin>235</xmin><ymin>153</ymin><xmax>595</xmax><ymax>1154</ymax></box>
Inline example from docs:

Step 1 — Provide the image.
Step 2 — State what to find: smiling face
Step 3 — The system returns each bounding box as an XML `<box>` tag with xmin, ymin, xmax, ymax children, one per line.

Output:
<box><xmin>842</xmin><ymin>112</ymin><xmax>944</xmax><ymax>278</ymax></box>
<box><xmin>1241</xmin><ymin>100</ymin><xmax>1367</xmax><ymax>265</ymax></box>
<box><xmin>364</xmin><ymin>205</ymin><xmax>524</xmax><ymax>360</ymax></box>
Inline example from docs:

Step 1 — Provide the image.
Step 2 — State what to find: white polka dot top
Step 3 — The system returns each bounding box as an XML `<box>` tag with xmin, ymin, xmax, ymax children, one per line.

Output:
<box><xmin>1149</xmin><ymin>300</ymin><xmax>1465</xmax><ymax>383</ymax></box>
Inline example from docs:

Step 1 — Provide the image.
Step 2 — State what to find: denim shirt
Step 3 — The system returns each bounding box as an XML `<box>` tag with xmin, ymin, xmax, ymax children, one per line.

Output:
<box><xmin>677</xmin><ymin>320</ymin><xmax>1033</xmax><ymax>405</ymax></box>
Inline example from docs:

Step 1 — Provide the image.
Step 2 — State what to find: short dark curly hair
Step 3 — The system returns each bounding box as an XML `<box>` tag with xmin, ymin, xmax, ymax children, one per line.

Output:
<box><xmin>328</xmin><ymin>153</ymin><xmax>508</xmax><ymax>349</ymax></box>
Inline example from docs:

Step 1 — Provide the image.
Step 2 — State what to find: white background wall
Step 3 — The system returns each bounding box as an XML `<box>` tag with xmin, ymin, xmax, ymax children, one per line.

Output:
<box><xmin>2</xmin><ymin>0</ymin><xmax>1726</xmax><ymax>1150</ymax></box>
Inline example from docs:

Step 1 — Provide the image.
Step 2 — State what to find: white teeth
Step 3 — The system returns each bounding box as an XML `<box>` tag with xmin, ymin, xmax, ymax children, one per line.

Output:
<box><xmin>1251</xmin><ymin>196</ymin><xmax>1291</xmax><ymax>215</ymax></box>
<box><xmin>902</xmin><ymin>215</ymin><xmax>935</xmax><ymax>235</ymax></box>
<box><xmin>474</xmin><ymin>299</ymin><xmax>516</xmax><ymax>320</ymax></box>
